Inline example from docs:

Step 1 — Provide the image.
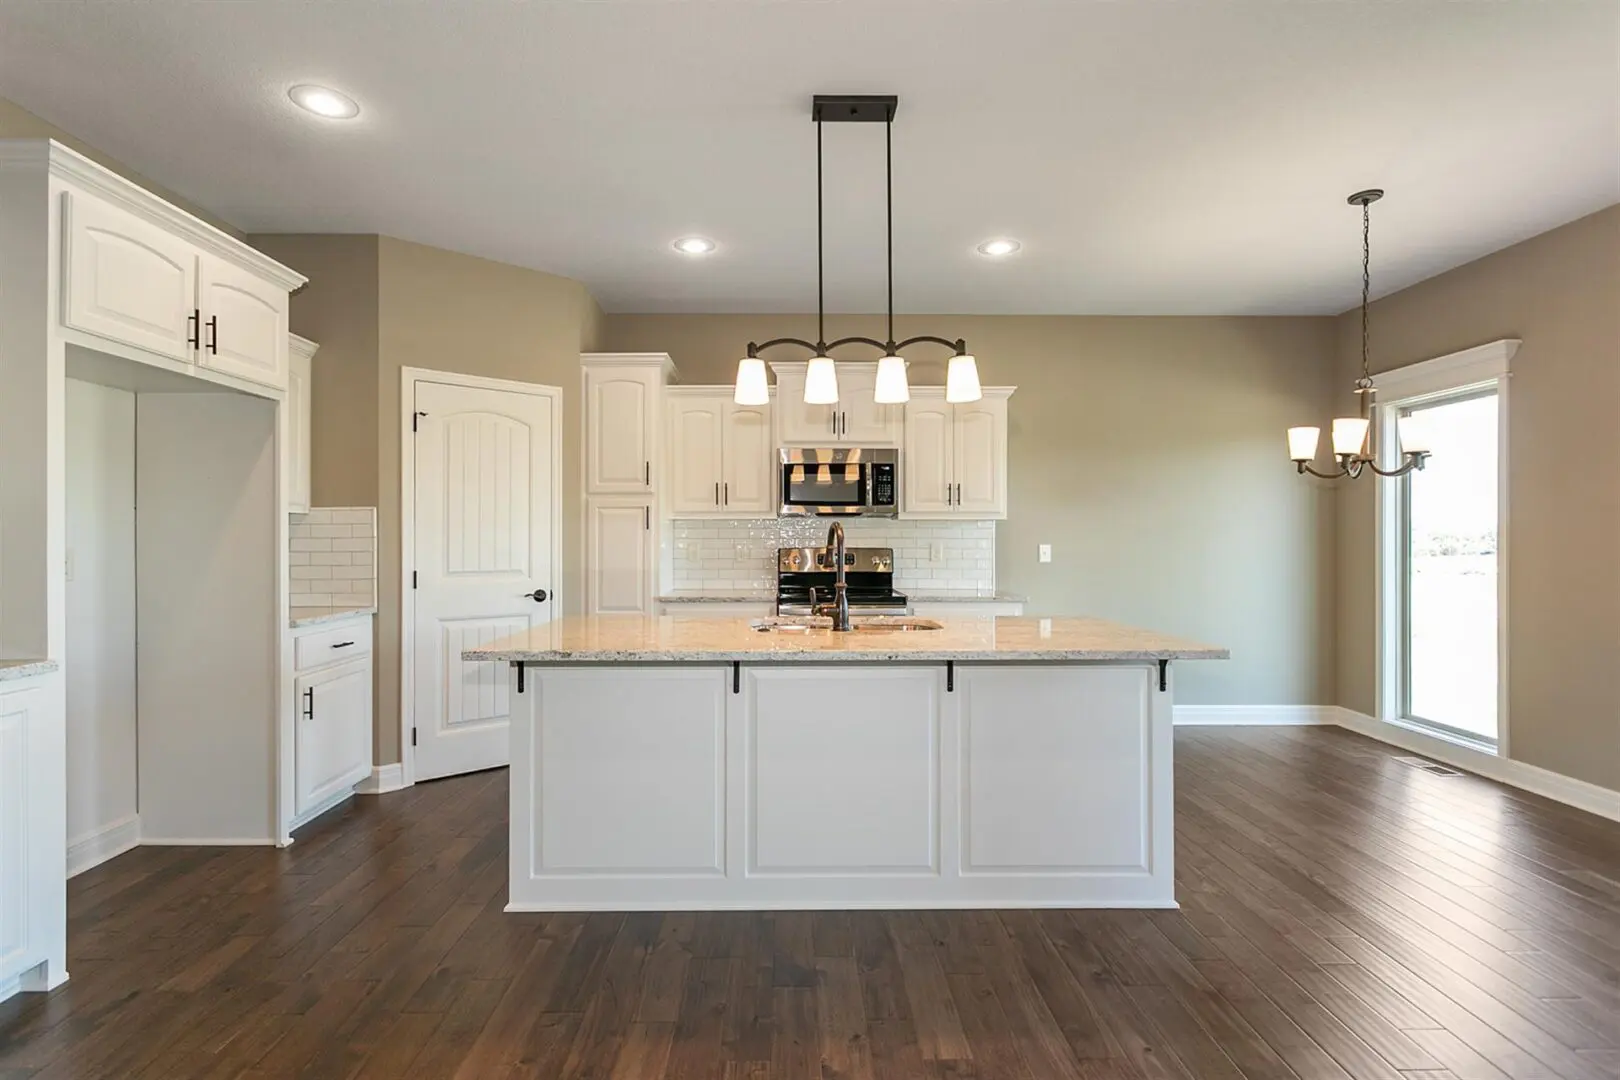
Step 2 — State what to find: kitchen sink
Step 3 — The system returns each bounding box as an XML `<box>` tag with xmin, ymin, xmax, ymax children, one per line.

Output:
<box><xmin>751</xmin><ymin>618</ymin><xmax>943</xmax><ymax>634</ymax></box>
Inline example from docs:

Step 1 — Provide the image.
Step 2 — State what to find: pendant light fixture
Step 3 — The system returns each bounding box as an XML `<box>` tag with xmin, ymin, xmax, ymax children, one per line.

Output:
<box><xmin>733</xmin><ymin>95</ymin><xmax>980</xmax><ymax>407</ymax></box>
<box><xmin>1289</xmin><ymin>189</ymin><xmax>1430</xmax><ymax>479</ymax></box>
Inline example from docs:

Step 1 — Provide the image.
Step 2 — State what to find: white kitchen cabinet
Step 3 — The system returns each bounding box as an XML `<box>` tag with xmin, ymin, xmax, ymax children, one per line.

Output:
<box><xmin>583</xmin><ymin>355</ymin><xmax>672</xmax><ymax>495</ymax></box>
<box><xmin>667</xmin><ymin>391</ymin><xmax>775</xmax><ymax>518</ymax></box>
<box><xmin>62</xmin><ymin>191</ymin><xmax>199</xmax><ymax>363</ymax></box>
<box><xmin>911</xmin><ymin>601</ymin><xmax>1025</xmax><ymax>618</ymax></box>
<box><xmin>286</xmin><ymin>336</ymin><xmax>316</xmax><ymax>514</ymax></box>
<box><xmin>901</xmin><ymin>388</ymin><xmax>1012</xmax><ymax>520</ymax></box>
<box><xmin>290</xmin><ymin>616</ymin><xmax>372</xmax><ymax>826</ymax></box>
<box><xmin>772</xmin><ymin>362</ymin><xmax>901</xmax><ymax>447</ymax></box>
<box><xmin>60</xmin><ymin>189</ymin><xmax>295</xmax><ymax>391</ymax></box>
<box><xmin>197</xmin><ymin>253</ymin><xmax>289</xmax><ymax>388</ymax></box>
<box><xmin>585</xmin><ymin>497</ymin><xmax>655</xmax><ymax>615</ymax></box>
<box><xmin>0</xmin><ymin>678</ymin><xmax>62</xmax><ymax>996</ymax></box>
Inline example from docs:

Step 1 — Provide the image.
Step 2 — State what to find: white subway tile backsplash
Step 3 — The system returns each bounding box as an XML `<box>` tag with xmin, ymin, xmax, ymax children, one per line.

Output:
<box><xmin>290</xmin><ymin>507</ymin><xmax>377</xmax><ymax>609</ymax></box>
<box><xmin>667</xmin><ymin>518</ymin><xmax>996</xmax><ymax>596</ymax></box>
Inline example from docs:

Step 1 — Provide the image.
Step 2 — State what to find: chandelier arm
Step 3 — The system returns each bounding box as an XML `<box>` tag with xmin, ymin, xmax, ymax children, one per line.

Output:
<box><xmin>747</xmin><ymin>337</ymin><xmax>822</xmax><ymax>356</ymax></box>
<box><xmin>1365</xmin><ymin>455</ymin><xmax>1429</xmax><ymax>478</ymax></box>
<box><xmin>1297</xmin><ymin>462</ymin><xmax>1351</xmax><ymax>480</ymax></box>
<box><xmin>895</xmin><ymin>335</ymin><xmax>968</xmax><ymax>353</ymax></box>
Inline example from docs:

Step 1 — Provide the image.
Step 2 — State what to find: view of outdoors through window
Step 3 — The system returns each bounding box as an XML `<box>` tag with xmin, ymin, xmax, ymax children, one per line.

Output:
<box><xmin>1404</xmin><ymin>391</ymin><xmax>1499</xmax><ymax>743</ymax></box>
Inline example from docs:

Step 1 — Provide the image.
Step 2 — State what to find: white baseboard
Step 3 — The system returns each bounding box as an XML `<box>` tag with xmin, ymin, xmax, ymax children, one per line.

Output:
<box><xmin>138</xmin><ymin>837</ymin><xmax>278</xmax><ymax>846</ymax></box>
<box><xmin>1174</xmin><ymin>705</ymin><xmax>1335</xmax><ymax>726</ymax></box>
<box><xmin>355</xmin><ymin>762</ymin><xmax>406</xmax><ymax>795</ymax></box>
<box><xmin>1332</xmin><ymin>707</ymin><xmax>1620</xmax><ymax>824</ymax></box>
<box><xmin>66</xmin><ymin>814</ymin><xmax>140</xmax><ymax>878</ymax></box>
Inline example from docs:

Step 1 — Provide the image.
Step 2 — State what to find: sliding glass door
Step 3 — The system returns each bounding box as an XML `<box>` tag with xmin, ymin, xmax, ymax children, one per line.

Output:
<box><xmin>1398</xmin><ymin>389</ymin><xmax>1500</xmax><ymax>745</ymax></box>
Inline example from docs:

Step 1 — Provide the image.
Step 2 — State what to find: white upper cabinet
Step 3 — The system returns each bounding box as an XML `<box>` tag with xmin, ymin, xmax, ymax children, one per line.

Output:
<box><xmin>62</xmin><ymin>191</ymin><xmax>198</xmax><ymax>363</ymax></box>
<box><xmin>197</xmin><ymin>253</ymin><xmax>289</xmax><ymax>388</ymax></box>
<box><xmin>666</xmin><ymin>391</ymin><xmax>775</xmax><ymax>518</ymax></box>
<box><xmin>287</xmin><ymin>335</ymin><xmax>316</xmax><ymax>514</ymax></box>
<box><xmin>772</xmin><ymin>362</ymin><xmax>901</xmax><ymax>447</ymax></box>
<box><xmin>901</xmin><ymin>388</ymin><xmax>1012</xmax><ymax>520</ymax></box>
<box><xmin>585</xmin><ymin>497</ymin><xmax>655</xmax><ymax>614</ymax></box>
<box><xmin>584</xmin><ymin>356</ymin><xmax>671</xmax><ymax>495</ymax></box>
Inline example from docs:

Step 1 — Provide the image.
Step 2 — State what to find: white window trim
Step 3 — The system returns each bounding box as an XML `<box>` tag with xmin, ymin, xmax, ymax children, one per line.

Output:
<box><xmin>1373</xmin><ymin>338</ymin><xmax>1517</xmax><ymax>757</ymax></box>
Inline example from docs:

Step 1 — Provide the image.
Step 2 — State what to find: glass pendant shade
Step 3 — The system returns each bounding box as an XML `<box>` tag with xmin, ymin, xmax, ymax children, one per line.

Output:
<box><xmin>733</xmin><ymin>357</ymin><xmax>769</xmax><ymax>406</ymax></box>
<box><xmin>874</xmin><ymin>354</ymin><xmax>910</xmax><ymax>403</ymax></box>
<box><xmin>1331</xmin><ymin>417</ymin><xmax>1370</xmax><ymax>458</ymax></box>
<box><xmin>803</xmin><ymin>356</ymin><xmax>839</xmax><ymax>404</ymax></box>
<box><xmin>945</xmin><ymin>354</ymin><xmax>982</xmax><ymax>403</ymax></box>
<box><xmin>1287</xmin><ymin>426</ymin><xmax>1321</xmax><ymax>463</ymax></box>
<box><xmin>1398</xmin><ymin>414</ymin><xmax>1430</xmax><ymax>455</ymax></box>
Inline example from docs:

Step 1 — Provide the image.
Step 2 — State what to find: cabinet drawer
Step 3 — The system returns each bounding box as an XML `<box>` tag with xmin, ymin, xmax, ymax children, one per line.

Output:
<box><xmin>294</xmin><ymin>620</ymin><xmax>373</xmax><ymax>671</ymax></box>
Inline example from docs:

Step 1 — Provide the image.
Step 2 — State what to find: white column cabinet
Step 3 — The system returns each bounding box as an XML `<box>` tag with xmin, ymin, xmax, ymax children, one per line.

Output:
<box><xmin>60</xmin><ymin>189</ymin><xmax>294</xmax><ymax>391</ymax></box>
<box><xmin>667</xmin><ymin>391</ymin><xmax>775</xmax><ymax>518</ymax></box>
<box><xmin>286</xmin><ymin>336</ymin><xmax>316</xmax><ymax>514</ymax></box>
<box><xmin>585</xmin><ymin>497</ymin><xmax>655</xmax><ymax>614</ymax></box>
<box><xmin>771</xmin><ymin>362</ymin><xmax>901</xmax><ymax>447</ymax></box>
<box><xmin>584</xmin><ymin>357</ymin><xmax>671</xmax><ymax>495</ymax></box>
<box><xmin>901</xmin><ymin>388</ymin><xmax>1012</xmax><ymax>520</ymax></box>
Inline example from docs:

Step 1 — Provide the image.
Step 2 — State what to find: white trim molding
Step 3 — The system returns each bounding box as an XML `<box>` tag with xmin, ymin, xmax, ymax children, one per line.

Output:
<box><xmin>66</xmin><ymin>814</ymin><xmax>140</xmax><ymax>878</ymax></box>
<box><xmin>1333</xmin><ymin>708</ymin><xmax>1620</xmax><ymax>824</ymax></box>
<box><xmin>355</xmin><ymin>763</ymin><xmax>406</xmax><ymax>795</ymax></box>
<box><xmin>1173</xmin><ymin>705</ymin><xmax>1335</xmax><ymax>726</ymax></box>
<box><xmin>1372</xmin><ymin>338</ymin><xmax>1519</xmax><ymax>400</ymax></box>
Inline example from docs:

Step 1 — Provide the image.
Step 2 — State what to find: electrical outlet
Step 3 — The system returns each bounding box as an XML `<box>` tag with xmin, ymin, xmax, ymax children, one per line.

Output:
<box><xmin>930</xmin><ymin>542</ymin><xmax>945</xmax><ymax>564</ymax></box>
<box><xmin>1038</xmin><ymin>544</ymin><xmax>1052</xmax><ymax>563</ymax></box>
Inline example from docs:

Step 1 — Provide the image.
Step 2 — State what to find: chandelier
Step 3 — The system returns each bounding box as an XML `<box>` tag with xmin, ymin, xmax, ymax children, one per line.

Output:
<box><xmin>733</xmin><ymin>95</ymin><xmax>981</xmax><ymax>408</ymax></box>
<box><xmin>1289</xmin><ymin>189</ymin><xmax>1430</xmax><ymax>479</ymax></box>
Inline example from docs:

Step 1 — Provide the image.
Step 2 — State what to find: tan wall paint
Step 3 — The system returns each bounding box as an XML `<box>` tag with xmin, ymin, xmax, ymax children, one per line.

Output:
<box><xmin>0</xmin><ymin>96</ymin><xmax>242</xmax><ymax>237</ymax></box>
<box><xmin>248</xmin><ymin>235</ymin><xmax>381</xmax><ymax>508</ymax></box>
<box><xmin>375</xmin><ymin>236</ymin><xmax>595</xmax><ymax>763</ymax></box>
<box><xmin>604</xmin><ymin>313</ymin><xmax>1339</xmax><ymax>707</ymax></box>
<box><xmin>1334</xmin><ymin>204</ymin><xmax>1620</xmax><ymax>792</ymax></box>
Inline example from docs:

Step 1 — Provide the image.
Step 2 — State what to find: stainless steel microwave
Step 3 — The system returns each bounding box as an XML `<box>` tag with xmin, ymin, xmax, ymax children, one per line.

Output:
<box><xmin>778</xmin><ymin>447</ymin><xmax>899</xmax><ymax>517</ymax></box>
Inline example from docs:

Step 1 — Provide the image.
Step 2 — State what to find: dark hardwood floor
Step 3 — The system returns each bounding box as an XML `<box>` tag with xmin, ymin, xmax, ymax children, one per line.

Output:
<box><xmin>3</xmin><ymin>726</ymin><xmax>1617</xmax><ymax>1079</ymax></box>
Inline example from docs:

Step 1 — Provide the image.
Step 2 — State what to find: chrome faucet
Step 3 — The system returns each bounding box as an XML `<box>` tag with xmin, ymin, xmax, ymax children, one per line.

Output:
<box><xmin>823</xmin><ymin>521</ymin><xmax>852</xmax><ymax>631</ymax></box>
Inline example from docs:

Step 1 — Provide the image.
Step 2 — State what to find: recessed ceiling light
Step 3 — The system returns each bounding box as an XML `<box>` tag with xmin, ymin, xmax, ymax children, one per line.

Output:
<box><xmin>288</xmin><ymin>85</ymin><xmax>360</xmax><ymax>120</ymax></box>
<box><xmin>673</xmin><ymin>236</ymin><xmax>718</xmax><ymax>256</ymax></box>
<box><xmin>976</xmin><ymin>238</ymin><xmax>1021</xmax><ymax>258</ymax></box>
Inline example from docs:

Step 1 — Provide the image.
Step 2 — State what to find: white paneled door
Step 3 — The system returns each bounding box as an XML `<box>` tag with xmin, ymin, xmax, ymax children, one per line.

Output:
<box><xmin>410</xmin><ymin>376</ymin><xmax>558</xmax><ymax>781</ymax></box>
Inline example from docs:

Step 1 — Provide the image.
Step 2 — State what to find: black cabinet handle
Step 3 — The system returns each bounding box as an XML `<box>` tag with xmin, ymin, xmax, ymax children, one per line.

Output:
<box><xmin>644</xmin><ymin>461</ymin><xmax>650</xmax><ymax>486</ymax></box>
<box><xmin>714</xmin><ymin>481</ymin><xmax>719</xmax><ymax>506</ymax></box>
<box><xmin>187</xmin><ymin>309</ymin><xmax>200</xmax><ymax>349</ymax></box>
<box><xmin>723</xmin><ymin>482</ymin><xmax>729</xmax><ymax>506</ymax></box>
<box><xmin>644</xmin><ymin>505</ymin><xmax>650</xmax><ymax>530</ymax></box>
<box><xmin>527</xmin><ymin>589</ymin><xmax>549</xmax><ymax>603</ymax></box>
<box><xmin>303</xmin><ymin>687</ymin><xmax>314</xmax><ymax>719</ymax></box>
<box><xmin>206</xmin><ymin>315</ymin><xmax>218</xmax><ymax>354</ymax></box>
<box><xmin>330</xmin><ymin>641</ymin><xmax>355</xmax><ymax>649</ymax></box>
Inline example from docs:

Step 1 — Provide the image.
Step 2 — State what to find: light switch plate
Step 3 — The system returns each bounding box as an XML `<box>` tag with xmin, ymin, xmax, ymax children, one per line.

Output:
<box><xmin>930</xmin><ymin>542</ymin><xmax>945</xmax><ymax>564</ymax></box>
<box><xmin>1038</xmin><ymin>544</ymin><xmax>1052</xmax><ymax>563</ymax></box>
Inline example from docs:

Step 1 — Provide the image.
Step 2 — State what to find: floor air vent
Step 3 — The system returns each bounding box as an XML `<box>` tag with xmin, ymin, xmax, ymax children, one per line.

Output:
<box><xmin>1395</xmin><ymin>756</ymin><xmax>1464</xmax><ymax>777</ymax></box>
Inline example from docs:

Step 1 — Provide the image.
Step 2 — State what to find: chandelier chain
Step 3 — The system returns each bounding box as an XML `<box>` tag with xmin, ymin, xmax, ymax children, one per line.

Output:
<box><xmin>1359</xmin><ymin>199</ymin><xmax>1372</xmax><ymax>387</ymax></box>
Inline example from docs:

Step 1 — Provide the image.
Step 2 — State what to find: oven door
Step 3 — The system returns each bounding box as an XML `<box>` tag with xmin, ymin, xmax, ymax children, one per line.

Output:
<box><xmin>779</xmin><ymin>448</ymin><xmax>869</xmax><ymax>516</ymax></box>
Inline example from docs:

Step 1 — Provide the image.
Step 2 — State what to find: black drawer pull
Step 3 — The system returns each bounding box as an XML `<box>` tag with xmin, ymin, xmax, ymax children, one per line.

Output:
<box><xmin>331</xmin><ymin>641</ymin><xmax>356</xmax><ymax>649</ymax></box>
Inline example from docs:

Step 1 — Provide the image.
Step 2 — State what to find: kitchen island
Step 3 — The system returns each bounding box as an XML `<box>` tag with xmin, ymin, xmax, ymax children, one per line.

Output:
<box><xmin>465</xmin><ymin>615</ymin><xmax>1226</xmax><ymax>911</ymax></box>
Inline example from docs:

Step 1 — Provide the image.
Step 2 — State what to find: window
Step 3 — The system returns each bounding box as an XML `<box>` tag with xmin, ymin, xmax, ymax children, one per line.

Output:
<box><xmin>1376</xmin><ymin>341</ymin><xmax>1515</xmax><ymax>752</ymax></box>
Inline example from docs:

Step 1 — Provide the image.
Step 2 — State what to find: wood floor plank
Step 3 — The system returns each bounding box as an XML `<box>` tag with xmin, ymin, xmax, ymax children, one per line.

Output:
<box><xmin>6</xmin><ymin>727</ymin><xmax>1615</xmax><ymax>1080</ymax></box>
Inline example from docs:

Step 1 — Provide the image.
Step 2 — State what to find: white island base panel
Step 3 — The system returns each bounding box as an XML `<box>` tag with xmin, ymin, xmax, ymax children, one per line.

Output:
<box><xmin>507</xmin><ymin>661</ymin><xmax>1174</xmax><ymax>911</ymax></box>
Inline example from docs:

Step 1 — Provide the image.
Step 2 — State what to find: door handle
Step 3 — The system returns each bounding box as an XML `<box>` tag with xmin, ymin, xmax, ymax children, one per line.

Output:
<box><xmin>527</xmin><ymin>589</ymin><xmax>549</xmax><ymax>603</ymax></box>
<box><xmin>303</xmin><ymin>686</ymin><xmax>314</xmax><ymax>719</ymax></box>
<box><xmin>206</xmin><ymin>315</ymin><xmax>218</xmax><ymax>355</ymax></box>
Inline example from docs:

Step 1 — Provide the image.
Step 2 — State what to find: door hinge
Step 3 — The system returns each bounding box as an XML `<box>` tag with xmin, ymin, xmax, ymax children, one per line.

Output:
<box><xmin>411</xmin><ymin>727</ymin><xmax>417</xmax><ymax>747</ymax></box>
<box><xmin>412</xmin><ymin>571</ymin><xmax>418</xmax><ymax>589</ymax></box>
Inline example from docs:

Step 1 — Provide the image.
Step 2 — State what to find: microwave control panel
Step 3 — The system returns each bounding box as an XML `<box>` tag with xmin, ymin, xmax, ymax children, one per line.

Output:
<box><xmin>870</xmin><ymin>463</ymin><xmax>896</xmax><ymax>507</ymax></box>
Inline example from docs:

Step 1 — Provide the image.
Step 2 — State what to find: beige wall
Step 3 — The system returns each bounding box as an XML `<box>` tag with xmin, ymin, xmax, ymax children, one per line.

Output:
<box><xmin>1335</xmin><ymin>205</ymin><xmax>1620</xmax><ymax>792</ymax></box>
<box><xmin>249</xmin><ymin>235</ymin><xmax>381</xmax><ymax>508</ymax></box>
<box><xmin>0</xmin><ymin>96</ymin><xmax>241</xmax><ymax>237</ymax></box>
<box><xmin>605</xmin><ymin>314</ymin><xmax>1340</xmax><ymax>707</ymax></box>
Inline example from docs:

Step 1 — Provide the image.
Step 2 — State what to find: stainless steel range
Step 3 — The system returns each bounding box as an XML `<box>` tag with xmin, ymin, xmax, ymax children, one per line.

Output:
<box><xmin>775</xmin><ymin>546</ymin><xmax>910</xmax><ymax>617</ymax></box>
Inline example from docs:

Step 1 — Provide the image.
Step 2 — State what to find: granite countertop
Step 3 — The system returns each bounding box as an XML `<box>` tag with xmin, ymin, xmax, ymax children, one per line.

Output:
<box><xmin>655</xmin><ymin>593</ymin><xmax>774</xmax><ymax>604</ymax></box>
<box><xmin>291</xmin><ymin>605</ymin><xmax>378</xmax><ymax>629</ymax></box>
<box><xmin>464</xmin><ymin>614</ymin><xmax>1227</xmax><ymax>664</ymax></box>
<box><xmin>0</xmin><ymin>658</ymin><xmax>59</xmax><ymax>683</ymax></box>
<box><xmin>908</xmin><ymin>593</ymin><xmax>1026</xmax><ymax>603</ymax></box>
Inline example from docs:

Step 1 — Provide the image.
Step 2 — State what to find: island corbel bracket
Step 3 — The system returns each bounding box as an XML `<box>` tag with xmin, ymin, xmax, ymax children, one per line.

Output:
<box><xmin>946</xmin><ymin>660</ymin><xmax>955</xmax><ymax>693</ymax></box>
<box><xmin>1157</xmin><ymin>659</ymin><xmax>1168</xmax><ymax>693</ymax></box>
<box><xmin>514</xmin><ymin>662</ymin><xmax>525</xmax><ymax>695</ymax></box>
<box><xmin>732</xmin><ymin>661</ymin><xmax>741</xmax><ymax>694</ymax></box>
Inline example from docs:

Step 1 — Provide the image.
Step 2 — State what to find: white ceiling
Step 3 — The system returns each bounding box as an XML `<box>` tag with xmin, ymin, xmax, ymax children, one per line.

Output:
<box><xmin>1</xmin><ymin>1</ymin><xmax>1615</xmax><ymax>315</ymax></box>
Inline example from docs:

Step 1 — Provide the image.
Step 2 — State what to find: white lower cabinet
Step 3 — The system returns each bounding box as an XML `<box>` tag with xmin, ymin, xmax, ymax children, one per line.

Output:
<box><xmin>0</xmin><ymin>679</ymin><xmax>63</xmax><ymax>998</ymax></box>
<box><xmin>290</xmin><ymin>618</ymin><xmax>372</xmax><ymax>826</ymax></box>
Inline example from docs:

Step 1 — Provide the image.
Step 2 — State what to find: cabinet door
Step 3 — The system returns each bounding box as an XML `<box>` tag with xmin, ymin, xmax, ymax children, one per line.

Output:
<box><xmin>838</xmin><ymin>367</ymin><xmax>902</xmax><ymax>445</ymax></box>
<box><xmin>586</xmin><ymin>366</ymin><xmax>660</xmax><ymax>494</ymax></box>
<box><xmin>287</xmin><ymin>342</ymin><xmax>313</xmax><ymax>513</ymax></box>
<box><xmin>586</xmin><ymin>498</ymin><xmax>654</xmax><ymax>614</ymax></box>
<box><xmin>773</xmin><ymin>368</ymin><xmax>838</xmax><ymax>446</ymax></box>
<box><xmin>198</xmin><ymin>254</ymin><xmax>289</xmax><ymax>389</ymax></box>
<box><xmin>723</xmin><ymin>402</ymin><xmax>775</xmax><ymax>515</ymax></box>
<box><xmin>295</xmin><ymin>661</ymin><xmax>372</xmax><ymax>817</ymax></box>
<box><xmin>953</xmin><ymin>397</ymin><xmax>1007</xmax><ymax>518</ymax></box>
<box><xmin>62</xmin><ymin>191</ymin><xmax>198</xmax><ymax>362</ymax></box>
<box><xmin>0</xmin><ymin>687</ymin><xmax>43</xmax><ymax>982</ymax></box>
<box><xmin>902</xmin><ymin>395</ymin><xmax>954</xmax><ymax>516</ymax></box>
<box><xmin>667</xmin><ymin>396</ymin><xmax>726</xmax><ymax>516</ymax></box>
